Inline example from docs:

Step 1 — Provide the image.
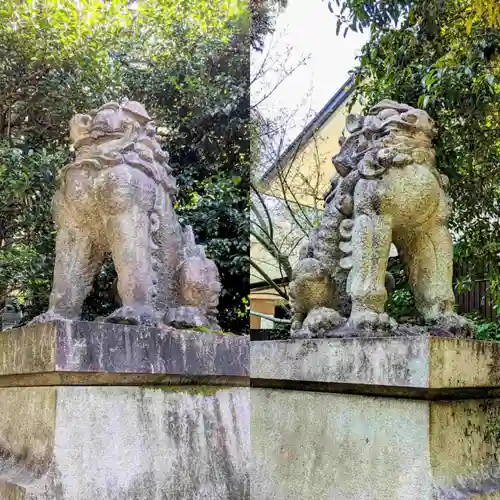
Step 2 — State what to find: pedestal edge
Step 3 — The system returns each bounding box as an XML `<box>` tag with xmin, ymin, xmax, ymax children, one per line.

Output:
<box><xmin>250</xmin><ymin>336</ymin><xmax>500</xmax><ymax>395</ymax></box>
<box><xmin>0</xmin><ymin>320</ymin><xmax>249</xmax><ymax>386</ymax></box>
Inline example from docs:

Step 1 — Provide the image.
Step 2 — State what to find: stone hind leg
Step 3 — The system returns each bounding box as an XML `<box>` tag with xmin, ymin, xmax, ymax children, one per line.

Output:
<box><xmin>398</xmin><ymin>224</ymin><xmax>455</xmax><ymax>319</ymax></box>
<box><xmin>31</xmin><ymin>228</ymin><xmax>103</xmax><ymax>323</ymax></box>
<box><xmin>105</xmin><ymin>206</ymin><xmax>157</xmax><ymax>326</ymax></box>
<box><xmin>348</xmin><ymin>213</ymin><xmax>396</xmax><ymax>330</ymax></box>
<box><xmin>397</xmin><ymin>223</ymin><xmax>473</xmax><ymax>335</ymax></box>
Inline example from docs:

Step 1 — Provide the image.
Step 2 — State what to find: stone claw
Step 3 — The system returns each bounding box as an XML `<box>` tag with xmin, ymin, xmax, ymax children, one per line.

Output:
<box><xmin>347</xmin><ymin>310</ymin><xmax>397</xmax><ymax>332</ymax></box>
<box><xmin>163</xmin><ymin>306</ymin><xmax>211</xmax><ymax>330</ymax></box>
<box><xmin>425</xmin><ymin>311</ymin><xmax>475</xmax><ymax>337</ymax></box>
<box><xmin>105</xmin><ymin>306</ymin><xmax>158</xmax><ymax>327</ymax></box>
<box><xmin>292</xmin><ymin>306</ymin><xmax>345</xmax><ymax>339</ymax></box>
<box><xmin>28</xmin><ymin>311</ymin><xmax>69</xmax><ymax>326</ymax></box>
<box><xmin>290</xmin><ymin>320</ymin><xmax>305</xmax><ymax>337</ymax></box>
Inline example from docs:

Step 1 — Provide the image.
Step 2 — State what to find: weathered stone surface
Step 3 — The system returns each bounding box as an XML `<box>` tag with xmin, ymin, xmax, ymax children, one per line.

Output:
<box><xmin>0</xmin><ymin>320</ymin><xmax>248</xmax><ymax>387</ymax></box>
<box><xmin>0</xmin><ymin>321</ymin><xmax>249</xmax><ymax>498</ymax></box>
<box><xmin>28</xmin><ymin>99</ymin><xmax>222</xmax><ymax>329</ymax></box>
<box><xmin>0</xmin><ymin>385</ymin><xmax>250</xmax><ymax>499</ymax></box>
<box><xmin>173</xmin><ymin>226</ymin><xmax>222</xmax><ymax>330</ymax></box>
<box><xmin>0</xmin><ymin>482</ymin><xmax>27</xmax><ymax>499</ymax></box>
<box><xmin>251</xmin><ymin>337</ymin><xmax>500</xmax><ymax>397</ymax></box>
<box><xmin>251</xmin><ymin>337</ymin><xmax>500</xmax><ymax>499</ymax></box>
<box><xmin>289</xmin><ymin>99</ymin><xmax>472</xmax><ymax>336</ymax></box>
<box><xmin>251</xmin><ymin>389</ymin><xmax>500</xmax><ymax>499</ymax></box>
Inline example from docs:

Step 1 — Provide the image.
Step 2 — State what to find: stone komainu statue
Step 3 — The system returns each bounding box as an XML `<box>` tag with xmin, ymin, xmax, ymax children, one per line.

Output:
<box><xmin>30</xmin><ymin>99</ymin><xmax>221</xmax><ymax>329</ymax></box>
<box><xmin>289</xmin><ymin>99</ymin><xmax>472</xmax><ymax>337</ymax></box>
<box><xmin>1</xmin><ymin>297</ymin><xmax>22</xmax><ymax>330</ymax></box>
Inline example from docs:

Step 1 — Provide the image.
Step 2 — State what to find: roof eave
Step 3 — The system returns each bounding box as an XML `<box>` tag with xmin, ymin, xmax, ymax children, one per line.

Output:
<box><xmin>259</xmin><ymin>76</ymin><xmax>356</xmax><ymax>184</ymax></box>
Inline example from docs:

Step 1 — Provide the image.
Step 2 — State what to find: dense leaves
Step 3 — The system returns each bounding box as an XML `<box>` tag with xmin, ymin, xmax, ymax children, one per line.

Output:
<box><xmin>330</xmin><ymin>0</ymin><xmax>500</xmax><ymax>314</ymax></box>
<box><xmin>249</xmin><ymin>0</ymin><xmax>288</xmax><ymax>51</ymax></box>
<box><xmin>0</xmin><ymin>0</ymin><xmax>250</xmax><ymax>332</ymax></box>
<box><xmin>324</xmin><ymin>0</ymin><xmax>500</xmax><ymax>34</ymax></box>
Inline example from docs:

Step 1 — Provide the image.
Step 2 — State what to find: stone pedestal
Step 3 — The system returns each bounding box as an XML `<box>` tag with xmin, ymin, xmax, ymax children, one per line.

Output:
<box><xmin>251</xmin><ymin>337</ymin><xmax>500</xmax><ymax>500</ymax></box>
<box><xmin>0</xmin><ymin>321</ymin><xmax>249</xmax><ymax>500</ymax></box>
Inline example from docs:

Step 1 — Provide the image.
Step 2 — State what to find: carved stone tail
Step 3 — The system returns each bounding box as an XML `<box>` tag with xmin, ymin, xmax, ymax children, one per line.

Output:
<box><xmin>310</xmin><ymin>192</ymin><xmax>354</xmax><ymax>316</ymax></box>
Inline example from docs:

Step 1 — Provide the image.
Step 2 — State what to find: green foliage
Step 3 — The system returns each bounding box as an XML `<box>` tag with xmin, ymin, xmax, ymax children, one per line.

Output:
<box><xmin>386</xmin><ymin>257</ymin><xmax>417</xmax><ymax>321</ymax></box>
<box><xmin>0</xmin><ymin>143</ymin><xmax>65</xmax><ymax>315</ymax></box>
<box><xmin>465</xmin><ymin>312</ymin><xmax>500</xmax><ymax>340</ymax></box>
<box><xmin>0</xmin><ymin>0</ymin><xmax>250</xmax><ymax>333</ymax></box>
<box><xmin>324</xmin><ymin>0</ymin><xmax>500</xmax><ymax>33</ymax></box>
<box><xmin>388</xmin><ymin>288</ymin><xmax>416</xmax><ymax>322</ymax></box>
<box><xmin>333</xmin><ymin>0</ymin><xmax>500</xmax><ymax>308</ymax></box>
<box><xmin>250</xmin><ymin>0</ymin><xmax>288</xmax><ymax>51</ymax></box>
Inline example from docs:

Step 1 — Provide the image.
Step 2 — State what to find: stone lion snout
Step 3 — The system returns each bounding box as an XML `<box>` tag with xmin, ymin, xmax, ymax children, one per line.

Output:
<box><xmin>69</xmin><ymin>113</ymin><xmax>93</xmax><ymax>144</ymax></box>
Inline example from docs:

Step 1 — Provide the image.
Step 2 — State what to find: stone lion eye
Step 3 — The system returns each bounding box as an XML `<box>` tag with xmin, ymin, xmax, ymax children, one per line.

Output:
<box><xmin>404</xmin><ymin>113</ymin><xmax>418</xmax><ymax>124</ymax></box>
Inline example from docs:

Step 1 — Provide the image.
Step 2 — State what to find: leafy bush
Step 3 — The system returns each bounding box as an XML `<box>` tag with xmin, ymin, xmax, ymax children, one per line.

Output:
<box><xmin>465</xmin><ymin>312</ymin><xmax>500</xmax><ymax>341</ymax></box>
<box><xmin>387</xmin><ymin>287</ymin><xmax>417</xmax><ymax>322</ymax></box>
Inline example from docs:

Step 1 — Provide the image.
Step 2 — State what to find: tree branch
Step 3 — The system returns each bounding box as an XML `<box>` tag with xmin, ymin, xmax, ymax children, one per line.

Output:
<box><xmin>250</xmin><ymin>227</ymin><xmax>293</xmax><ymax>281</ymax></box>
<box><xmin>250</xmin><ymin>258</ymin><xmax>289</xmax><ymax>300</ymax></box>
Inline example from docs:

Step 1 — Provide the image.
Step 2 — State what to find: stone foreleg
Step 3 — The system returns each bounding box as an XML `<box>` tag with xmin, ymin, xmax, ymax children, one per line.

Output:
<box><xmin>104</xmin><ymin>206</ymin><xmax>157</xmax><ymax>326</ymax></box>
<box><xmin>30</xmin><ymin>228</ymin><xmax>104</xmax><ymax>324</ymax></box>
<box><xmin>348</xmin><ymin>211</ymin><xmax>396</xmax><ymax>330</ymax></box>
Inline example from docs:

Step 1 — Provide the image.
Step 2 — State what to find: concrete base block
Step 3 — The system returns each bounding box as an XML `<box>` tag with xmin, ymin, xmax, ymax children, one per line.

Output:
<box><xmin>1</xmin><ymin>385</ymin><xmax>249</xmax><ymax>500</ymax></box>
<box><xmin>251</xmin><ymin>388</ymin><xmax>500</xmax><ymax>499</ymax></box>
<box><xmin>251</xmin><ymin>337</ymin><xmax>500</xmax><ymax>500</ymax></box>
<box><xmin>0</xmin><ymin>321</ymin><xmax>250</xmax><ymax>500</ymax></box>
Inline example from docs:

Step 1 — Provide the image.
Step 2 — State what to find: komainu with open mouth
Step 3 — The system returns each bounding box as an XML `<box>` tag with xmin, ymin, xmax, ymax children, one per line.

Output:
<box><xmin>289</xmin><ymin>99</ymin><xmax>473</xmax><ymax>338</ymax></box>
<box><xmin>30</xmin><ymin>99</ymin><xmax>221</xmax><ymax>329</ymax></box>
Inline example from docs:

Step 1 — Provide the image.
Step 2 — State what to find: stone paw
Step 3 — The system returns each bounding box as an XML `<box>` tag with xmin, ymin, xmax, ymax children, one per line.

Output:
<box><xmin>293</xmin><ymin>307</ymin><xmax>345</xmax><ymax>338</ymax></box>
<box><xmin>347</xmin><ymin>310</ymin><xmax>397</xmax><ymax>332</ymax></box>
<box><xmin>425</xmin><ymin>312</ymin><xmax>475</xmax><ymax>338</ymax></box>
<box><xmin>163</xmin><ymin>306</ymin><xmax>210</xmax><ymax>329</ymax></box>
<box><xmin>28</xmin><ymin>310</ymin><xmax>69</xmax><ymax>326</ymax></box>
<box><xmin>105</xmin><ymin>306</ymin><xmax>158</xmax><ymax>327</ymax></box>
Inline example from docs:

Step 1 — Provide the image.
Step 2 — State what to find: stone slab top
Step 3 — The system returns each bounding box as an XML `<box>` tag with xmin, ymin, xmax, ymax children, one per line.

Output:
<box><xmin>0</xmin><ymin>320</ymin><xmax>249</xmax><ymax>387</ymax></box>
<box><xmin>251</xmin><ymin>337</ymin><xmax>500</xmax><ymax>399</ymax></box>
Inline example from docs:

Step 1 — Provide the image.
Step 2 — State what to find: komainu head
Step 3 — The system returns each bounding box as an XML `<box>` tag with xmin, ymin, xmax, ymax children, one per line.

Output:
<box><xmin>333</xmin><ymin>99</ymin><xmax>438</xmax><ymax>181</ymax></box>
<box><xmin>66</xmin><ymin>98</ymin><xmax>175</xmax><ymax>193</ymax></box>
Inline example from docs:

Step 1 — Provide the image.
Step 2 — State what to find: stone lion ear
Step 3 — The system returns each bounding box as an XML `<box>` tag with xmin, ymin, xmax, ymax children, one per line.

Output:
<box><xmin>345</xmin><ymin>113</ymin><xmax>364</xmax><ymax>133</ymax></box>
<box><xmin>95</xmin><ymin>101</ymin><xmax>120</xmax><ymax>113</ymax></box>
<box><xmin>378</xmin><ymin>108</ymin><xmax>399</xmax><ymax>120</ymax></box>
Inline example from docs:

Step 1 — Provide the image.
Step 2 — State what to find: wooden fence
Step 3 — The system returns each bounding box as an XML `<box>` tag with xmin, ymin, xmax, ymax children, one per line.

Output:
<box><xmin>453</xmin><ymin>261</ymin><xmax>498</xmax><ymax>321</ymax></box>
<box><xmin>454</xmin><ymin>278</ymin><xmax>497</xmax><ymax>320</ymax></box>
